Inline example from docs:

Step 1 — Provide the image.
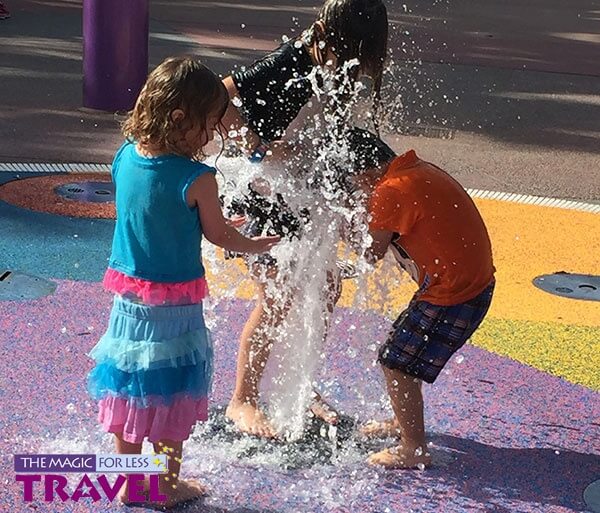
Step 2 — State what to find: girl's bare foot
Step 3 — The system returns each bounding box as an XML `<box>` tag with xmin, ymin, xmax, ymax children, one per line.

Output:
<box><xmin>149</xmin><ymin>479</ymin><xmax>207</xmax><ymax>510</ymax></box>
<box><xmin>360</xmin><ymin>418</ymin><xmax>402</xmax><ymax>438</ymax></box>
<box><xmin>368</xmin><ymin>444</ymin><xmax>432</xmax><ymax>469</ymax></box>
<box><xmin>226</xmin><ymin>400</ymin><xmax>278</xmax><ymax>438</ymax></box>
<box><xmin>309</xmin><ymin>394</ymin><xmax>339</xmax><ymax>425</ymax></box>
<box><xmin>117</xmin><ymin>477</ymin><xmax>149</xmax><ymax>505</ymax></box>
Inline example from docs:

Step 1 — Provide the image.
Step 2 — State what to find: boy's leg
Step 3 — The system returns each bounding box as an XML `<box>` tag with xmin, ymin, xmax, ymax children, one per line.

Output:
<box><xmin>151</xmin><ymin>440</ymin><xmax>206</xmax><ymax>509</ymax></box>
<box><xmin>367</xmin><ymin>367</ymin><xmax>431</xmax><ymax>469</ymax></box>
<box><xmin>226</xmin><ymin>264</ymin><xmax>291</xmax><ymax>437</ymax></box>
<box><xmin>114</xmin><ymin>434</ymin><xmax>144</xmax><ymax>504</ymax></box>
<box><xmin>365</xmin><ymin>281</ymin><xmax>495</xmax><ymax>468</ymax></box>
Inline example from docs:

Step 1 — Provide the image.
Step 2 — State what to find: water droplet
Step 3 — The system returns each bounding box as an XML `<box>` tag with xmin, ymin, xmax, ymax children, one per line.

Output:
<box><xmin>328</xmin><ymin>425</ymin><xmax>337</xmax><ymax>441</ymax></box>
<box><xmin>415</xmin><ymin>447</ymin><xmax>423</xmax><ymax>456</ymax></box>
<box><xmin>66</xmin><ymin>403</ymin><xmax>76</xmax><ymax>414</ymax></box>
<box><xmin>232</xmin><ymin>96</ymin><xmax>243</xmax><ymax>107</ymax></box>
<box><xmin>417</xmin><ymin>463</ymin><xmax>426</xmax><ymax>471</ymax></box>
<box><xmin>240</xmin><ymin>23</ymin><xmax>246</xmax><ymax>28</ymax></box>
<box><xmin>455</xmin><ymin>355</ymin><xmax>465</xmax><ymax>364</ymax></box>
<box><xmin>60</xmin><ymin>327</ymin><xmax>67</xmax><ymax>334</ymax></box>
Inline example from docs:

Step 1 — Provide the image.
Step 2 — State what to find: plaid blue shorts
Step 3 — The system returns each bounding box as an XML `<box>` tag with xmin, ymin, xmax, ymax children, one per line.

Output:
<box><xmin>378</xmin><ymin>281</ymin><xmax>495</xmax><ymax>383</ymax></box>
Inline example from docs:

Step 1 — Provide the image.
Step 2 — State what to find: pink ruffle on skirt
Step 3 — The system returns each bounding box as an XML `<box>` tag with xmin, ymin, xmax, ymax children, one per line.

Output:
<box><xmin>98</xmin><ymin>395</ymin><xmax>209</xmax><ymax>443</ymax></box>
<box><xmin>103</xmin><ymin>268</ymin><xmax>209</xmax><ymax>306</ymax></box>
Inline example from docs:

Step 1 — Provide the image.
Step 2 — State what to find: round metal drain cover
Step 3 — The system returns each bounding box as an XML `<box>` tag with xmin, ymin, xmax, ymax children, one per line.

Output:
<box><xmin>55</xmin><ymin>181</ymin><xmax>114</xmax><ymax>203</ymax></box>
<box><xmin>584</xmin><ymin>480</ymin><xmax>600</xmax><ymax>513</ymax></box>
<box><xmin>533</xmin><ymin>272</ymin><xmax>600</xmax><ymax>302</ymax></box>
<box><xmin>0</xmin><ymin>271</ymin><xmax>56</xmax><ymax>301</ymax></box>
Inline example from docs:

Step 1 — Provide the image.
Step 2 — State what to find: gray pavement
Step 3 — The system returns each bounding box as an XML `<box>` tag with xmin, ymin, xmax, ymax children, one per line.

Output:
<box><xmin>1</xmin><ymin>0</ymin><xmax>599</xmax><ymax>200</ymax></box>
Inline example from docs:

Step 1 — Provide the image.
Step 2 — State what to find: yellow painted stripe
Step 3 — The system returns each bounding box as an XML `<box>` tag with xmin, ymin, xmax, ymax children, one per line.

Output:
<box><xmin>476</xmin><ymin>199</ymin><xmax>600</xmax><ymax>327</ymax></box>
<box><xmin>472</xmin><ymin>318</ymin><xmax>600</xmax><ymax>390</ymax></box>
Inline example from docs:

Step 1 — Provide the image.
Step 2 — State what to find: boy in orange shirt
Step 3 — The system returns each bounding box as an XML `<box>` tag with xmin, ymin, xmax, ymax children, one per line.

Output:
<box><xmin>347</xmin><ymin>132</ymin><xmax>495</xmax><ymax>469</ymax></box>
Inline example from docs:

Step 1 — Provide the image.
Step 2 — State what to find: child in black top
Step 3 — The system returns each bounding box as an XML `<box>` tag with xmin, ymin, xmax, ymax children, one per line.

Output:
<box><xmin>219</xmin><ymin>0</ymin><xmax>390</xmax><ymax>438</ymax></box>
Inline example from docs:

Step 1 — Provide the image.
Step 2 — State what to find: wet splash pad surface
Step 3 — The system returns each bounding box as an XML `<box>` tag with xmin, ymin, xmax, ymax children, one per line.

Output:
<box><xmin>0</xmin><ymin>169</ymin><xmax>599</xmax><ymax>513</ymax></box>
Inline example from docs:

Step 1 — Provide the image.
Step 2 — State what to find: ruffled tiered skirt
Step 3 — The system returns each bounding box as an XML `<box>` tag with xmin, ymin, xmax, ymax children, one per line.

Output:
<box><xmin>87</xmin><ymin>272</ymin><xmax>212</xmax><ymax>443</ymax></box>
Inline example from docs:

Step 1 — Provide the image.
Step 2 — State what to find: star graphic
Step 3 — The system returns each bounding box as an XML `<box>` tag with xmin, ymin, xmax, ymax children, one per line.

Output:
<box><xmin>79</xmin><ymin>484</ymin><xmax>93</xmax><ymax>496</ymax></box>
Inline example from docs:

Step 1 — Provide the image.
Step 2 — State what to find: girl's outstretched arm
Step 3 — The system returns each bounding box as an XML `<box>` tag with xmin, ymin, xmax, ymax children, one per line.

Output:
<box><xmin>188</xmin><ymin>173</ymin><xmax>280</xmax><ymax>254</ymax></box>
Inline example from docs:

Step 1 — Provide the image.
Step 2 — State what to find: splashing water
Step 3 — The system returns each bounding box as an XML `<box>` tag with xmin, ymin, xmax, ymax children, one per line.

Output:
<box><xmin>204</xmin><ymin>59</ymin><xmax>385</xmax><ymax>440</ymax></box>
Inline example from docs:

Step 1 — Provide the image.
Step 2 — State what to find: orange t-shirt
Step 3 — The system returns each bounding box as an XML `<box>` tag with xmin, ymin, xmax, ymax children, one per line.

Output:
<box><xmin>369</xmin><ymin>150</ymin><xmax>495</xmax><ymax>305</ymax></box>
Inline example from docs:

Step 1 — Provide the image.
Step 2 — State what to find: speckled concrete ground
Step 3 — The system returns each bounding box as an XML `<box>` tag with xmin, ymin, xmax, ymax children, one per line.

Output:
<box><xmin>1</xmin><ymin>0</ymin><xmax>599</xmax><ymax>510</ymax></box>
<box><xmin>0</xmin><ymin>170</ymin><xmax>599</xmax><ymax>513</ymax></box>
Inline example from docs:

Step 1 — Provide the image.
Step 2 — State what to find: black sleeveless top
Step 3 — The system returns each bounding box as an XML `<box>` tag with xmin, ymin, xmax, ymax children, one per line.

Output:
<box><xmin>233</xmin><ymin>39</ymin><xmax>315</xmax><ymax>143</ymax></box>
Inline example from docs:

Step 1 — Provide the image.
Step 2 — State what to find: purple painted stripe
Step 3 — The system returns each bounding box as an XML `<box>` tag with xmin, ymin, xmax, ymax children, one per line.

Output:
<box><xmin>0</xmin><ymin>280</ymin><xmax>598</xmax><ymax>513</ymax></box>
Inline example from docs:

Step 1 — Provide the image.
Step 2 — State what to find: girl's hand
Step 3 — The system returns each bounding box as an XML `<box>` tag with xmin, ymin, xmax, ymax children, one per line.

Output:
<box><xmin>251</xmin><ymin>235</ymin><xmax>281</xmax><ymax>253</ymax></box>
<box><xmin>226</xmin><ymin>215</ymin><xmax>246</xmax><ymax>228</ymax></box>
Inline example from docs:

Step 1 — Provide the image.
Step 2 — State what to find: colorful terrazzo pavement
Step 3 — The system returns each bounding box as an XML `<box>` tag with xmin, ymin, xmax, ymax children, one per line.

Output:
<box><xmin>0</xmin><ymin>169</ymin><xmax>598</xmax><ymax>513</ymax></box>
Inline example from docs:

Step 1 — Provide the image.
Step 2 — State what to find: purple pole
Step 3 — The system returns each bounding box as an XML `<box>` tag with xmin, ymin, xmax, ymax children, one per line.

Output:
<box><xmin>82</xmin><ymin>0</ymin><xmax>149</xmax><ymax>111</ymax></box>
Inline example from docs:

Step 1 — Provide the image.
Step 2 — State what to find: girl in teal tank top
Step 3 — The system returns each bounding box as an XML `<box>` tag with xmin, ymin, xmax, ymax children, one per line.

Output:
<box><xmin>86</xmin><ymin>56</ymin><xmax>279</xmax><ymax>508</ymax></box>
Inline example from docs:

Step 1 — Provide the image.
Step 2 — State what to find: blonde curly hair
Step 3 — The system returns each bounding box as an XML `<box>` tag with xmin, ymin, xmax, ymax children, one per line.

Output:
<box><xmin>122</xmin><ymin>56</ymin><xmax>228</xmax><ymax>159</ymax></box>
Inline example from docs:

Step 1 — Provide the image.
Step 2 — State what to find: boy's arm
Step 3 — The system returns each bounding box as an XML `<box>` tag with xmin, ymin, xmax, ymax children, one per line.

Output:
<box><xmin>367</xmin><ymin>229</ymin><xmax>394</xmax><ymax>264</ymax></box>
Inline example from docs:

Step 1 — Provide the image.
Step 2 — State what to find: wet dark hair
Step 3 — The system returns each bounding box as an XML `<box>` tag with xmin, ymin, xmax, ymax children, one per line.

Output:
<box><xmin>306</xmin><ymin>0</ymin><xmax>388</xmax><ymax>97</ymax></box>
<box><xmin>348</xmin><ymin>127</ymin><xmax>396</xmax><ymax>173</ymax></box>
<box><xmin>316</xmin><ymin>127</ymin><xmax>396</xmax><ymax>194</ymax></box>
<box><xmin>123</xmin><ymin>56</ymin><xmax>228</xmax><ymax>159</ymax></box>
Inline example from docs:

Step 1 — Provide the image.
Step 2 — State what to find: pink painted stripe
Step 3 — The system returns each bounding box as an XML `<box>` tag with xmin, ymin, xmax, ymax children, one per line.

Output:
<box><xmin>103</xmin><ymin>268</ymin><xmax>209</xmax><ymax>305</ymax></box>
<box><xmin>98</xmin><ymin>395</ymin><xmax>209</xmax><ymax>444</ymax></box>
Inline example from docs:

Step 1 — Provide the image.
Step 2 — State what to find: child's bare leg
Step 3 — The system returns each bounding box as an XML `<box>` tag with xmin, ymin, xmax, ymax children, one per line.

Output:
<box><xmin>309</xmin><ymin>269</ymin><xmax>342</xmax><ymax>425</ymax></box>
<box><xmin>151</xmin><ymin>440</ymin><xmax>206</xmax><ymax>509</ymax></box>
<box><xmin>226</xmin><ymin>264</ymin><xmax>289</xmax><ymax>437</ymax></box>
<box><xmin>114</xmin><ymin>434</ymin><xmax>144</xmax><ymax>504</ymax></box>
<box><xmin>368</xmin><ymin>366</ymin><xmax>431</xmax><ymax>469</ymax></box>
<box><xmin>360</xmin><ymin>418</ymin><xmax>402</xmax><ymax>438</ymax></box>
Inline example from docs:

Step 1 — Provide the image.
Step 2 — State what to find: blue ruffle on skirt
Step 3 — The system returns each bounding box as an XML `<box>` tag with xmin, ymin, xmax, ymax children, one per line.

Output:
<box><xmin>87</xmin><ymin>296</ymin><xmax>213</xmax><ymax>408</ymax></box>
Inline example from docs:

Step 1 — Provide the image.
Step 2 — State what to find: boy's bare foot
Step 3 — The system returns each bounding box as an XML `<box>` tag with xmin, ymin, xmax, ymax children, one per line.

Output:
<box><xmin>368</xmin><ymin>444</ymin><xmax>432</xmax><ymax>469</ymax></box>
<box><xmin>309</xmin><ymin>394</ymin><xmax>339</xmax><ymax>425</ymax></box>
<box><xmin>226</xmin><ymin>400</ymin><xmax>278</xmax><ymax>438</ymax></box>
<box><xmin>146</xmin><ymin>479</ymin><xmax>207</xmax><ymax>510</ymax></box>
<box><xmin>360</xmin><ymin>418</ymin><xmax>402</xmax><ymax>438</ymax></box>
